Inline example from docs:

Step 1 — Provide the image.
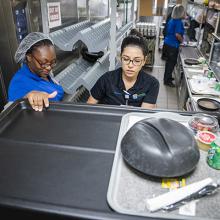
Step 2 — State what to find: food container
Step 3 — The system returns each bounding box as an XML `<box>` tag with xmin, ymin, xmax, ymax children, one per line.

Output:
<box><xmin>197</xmin><ymin>131</ymin><xmax>217</xmax><ymax>151</ymax></box>
<box><xmin>188</xmin><ymin>113</ymin><xmax>219</xmax><ymax>133</ymax></box>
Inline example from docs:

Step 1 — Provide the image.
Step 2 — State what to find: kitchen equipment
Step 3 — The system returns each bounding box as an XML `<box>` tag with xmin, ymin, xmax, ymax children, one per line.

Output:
<box><xmin>188</xmin><ymin>113</ymin><xmax>219</xmax><ymax>132</ymax></box>
<box><xmin>197</xmin><ymin>98</ymin><xmax>220</xmax><ymax>111</ymax></box>
<box><xmin>184</xmin><ymin>58</ymin><xmax>200</xmax><ymax>65</ymax></box>
<box><xmin>121</xmin><ymin>117</ymin><xmax>200</xmax><ymax>178</ymax></box>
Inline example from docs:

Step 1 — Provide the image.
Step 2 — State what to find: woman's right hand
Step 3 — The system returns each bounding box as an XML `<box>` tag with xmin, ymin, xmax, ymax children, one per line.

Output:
<box><xmin>26</xmin><ymin>91</ymin><xmax>57</xmax><ymax>111</ymax></box>
<box><xmin>87</xmin><ymin>95</ymin><xmax>99</xmax><ymax>104</ymax></box>
<box><xmin>176</xmin><ymin>33</ymin><xmax>183</xmax><ymax>43</ymax></box>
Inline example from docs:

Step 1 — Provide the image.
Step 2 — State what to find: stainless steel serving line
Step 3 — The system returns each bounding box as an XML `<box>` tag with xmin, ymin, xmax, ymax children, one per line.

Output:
<box><xmin>180</xmin><ymin>46</ymin><xmax>202</xmax><ymax>60</ymax></box>
<box><xmin>178</xmin><ymin>46</ymin><xmax>220</xmax><ymax>121</ymax></box>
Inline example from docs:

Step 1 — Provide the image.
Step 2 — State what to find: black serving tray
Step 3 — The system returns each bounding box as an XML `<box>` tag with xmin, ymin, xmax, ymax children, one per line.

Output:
<box><xmin>0</xmin><ymin>103</ymin><xmax>123</xmax><ymax>151</ymax></box>
<box><xmin>0</xmin><ymin>100</ymin><xmax>199</xmax><ymax>220</ymax></box>
<box><xmin>0</xmin><ymin>100</ymin><xmax>161</xmax><ymax>220</ymax></box>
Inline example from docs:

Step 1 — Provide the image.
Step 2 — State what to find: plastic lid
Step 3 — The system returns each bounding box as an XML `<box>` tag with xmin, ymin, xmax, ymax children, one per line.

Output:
<box><xmin>188</xmin><ymin>113</ymin><xmax>219</xmax><ymax>133</ymax></box>
<box><xmin>121</xmin><ymin>118</ymin><xmax>200</xmax><ymax>178</ymax></box>
<box><xmin>197</xmin><ymin>131</ymin><xmax>216</xmax><ymax>144</ymax></box>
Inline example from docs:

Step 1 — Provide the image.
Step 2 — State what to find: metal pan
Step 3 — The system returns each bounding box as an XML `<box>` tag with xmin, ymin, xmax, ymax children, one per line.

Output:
<box><xmin>197</xmin><ymin>98</ymin><xmax>220</xmax><ymax>111</ymax></box>
<box><xmin>184</xmin><ymin>58</ymin><xmax>200</xmax><ymax>65</ymax></box>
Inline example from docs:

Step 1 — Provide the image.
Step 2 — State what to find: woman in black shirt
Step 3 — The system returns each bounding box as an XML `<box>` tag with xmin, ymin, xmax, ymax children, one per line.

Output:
<box><xmin>87</xmin><ymin>35</ymin><xmax>159</xmax><ymax>109</ymax></box>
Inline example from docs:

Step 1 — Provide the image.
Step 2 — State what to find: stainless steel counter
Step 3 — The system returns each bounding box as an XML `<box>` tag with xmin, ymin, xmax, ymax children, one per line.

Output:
<box><xmin>179</xmin><ymin>46</ymin><xmax>220</xmax><ymax>113</ymax></box>
<box><xmin>180</xmin><ymin>46</ymin><xmax>201</xmax><ymax>60</ymax></box>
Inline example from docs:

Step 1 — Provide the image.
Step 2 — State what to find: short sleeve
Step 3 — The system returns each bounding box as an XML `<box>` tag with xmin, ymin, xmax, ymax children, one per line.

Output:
<box><xmin>8</xmin><ymin>80</ymin><xmax>31</xmax><ymax>101</ymax></box>
<box><xmin>175</xmin><ymin>20</ymin><xmax>184</xmax><ymax>36</ymax></box>
<box><xmin>90</xmin><ymin>74</ymin><xmax>107</xmax><ymax>101</ymax></box>
<box><xmin>143</xmin><ymin>78</ymin><xmax>160</xmax><ymax>104</ymax></box>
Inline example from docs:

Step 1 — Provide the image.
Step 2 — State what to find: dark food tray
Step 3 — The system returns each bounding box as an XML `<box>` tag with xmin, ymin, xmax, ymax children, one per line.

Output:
<box><xmin>0</xmin><ymin>100</ymin><xmax>162</xmax><ymax>220</ymax></box>
<box><xmin>0</xmin><ymin>104</ymin><xmax>121</xmax><ymax>151</ymax></box>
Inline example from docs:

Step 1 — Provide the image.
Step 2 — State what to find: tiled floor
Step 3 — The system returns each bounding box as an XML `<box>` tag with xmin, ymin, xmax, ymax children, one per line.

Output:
<box><xmin>144</xmin><ymin>16</ymin><xmax>179</xmax><ymax>110</ymax></box>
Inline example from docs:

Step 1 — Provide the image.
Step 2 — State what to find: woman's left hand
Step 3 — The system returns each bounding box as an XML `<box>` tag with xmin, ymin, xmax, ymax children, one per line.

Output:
<box><xmin>26</xmin><ymin>91</ymin><xmax>57</xmax><ymax>111</ymax></box>
<box><xmin>141</xmin><ymin>102</ymin><xmax>156</xmax><ymax>109</ymax></box>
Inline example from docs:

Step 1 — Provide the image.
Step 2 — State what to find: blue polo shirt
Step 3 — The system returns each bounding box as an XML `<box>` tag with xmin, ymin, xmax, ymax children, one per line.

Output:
<box><xmin>164</xmin><ymin>18</ymin><xmax>184</xmax><ymax>48</ymax></box>
<box><xmin>8</xmin><ymin>63</ymin><xmax>64</xmax><ymax>101</ymax></box>
<box><xmin>90</xmin><ymin>68</ymin><xmax>159</xmax><ymax>107</ymax></box>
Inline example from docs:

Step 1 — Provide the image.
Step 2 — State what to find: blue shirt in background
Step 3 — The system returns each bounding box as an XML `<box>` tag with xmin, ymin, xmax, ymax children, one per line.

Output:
<box><xmin>164</xmin><ymin>18</ymin><xmax>184</xmax><ymax>48</ymax></box>
<box><xmin>8</xmin><ymin>63</ymin><xmax>64</xmax><ymax>101</ymax></box>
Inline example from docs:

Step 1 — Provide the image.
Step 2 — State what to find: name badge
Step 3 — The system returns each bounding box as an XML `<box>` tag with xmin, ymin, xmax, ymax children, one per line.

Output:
<box><xmin>125</xmin><ymin>94</ymin><xmax>129</xmax><ymax>99</ymax></box>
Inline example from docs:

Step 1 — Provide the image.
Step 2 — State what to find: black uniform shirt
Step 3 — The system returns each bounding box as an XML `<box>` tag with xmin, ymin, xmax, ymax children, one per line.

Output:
<box><xmin>90</xmin><ymin>68</ymin><xmax>159</xmax><ymax>107</ymax></box>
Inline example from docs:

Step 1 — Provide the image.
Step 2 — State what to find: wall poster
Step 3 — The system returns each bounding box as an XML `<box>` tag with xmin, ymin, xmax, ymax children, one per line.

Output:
<box><xmin>47</xmin><ymin>2</ymin><xmax>62</xmax><ymax>28</ymax></box>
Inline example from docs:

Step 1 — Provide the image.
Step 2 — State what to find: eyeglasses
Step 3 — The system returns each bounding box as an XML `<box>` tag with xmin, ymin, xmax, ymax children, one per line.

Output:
<box><xmin>32</xmin><ymin>54</ymin><xmax>57</xmax><ymax>69</ymax></box>
<box><xmin>121</xmin><ymin>56</ymin><xmax>143</xmax><ymax>66</ymax></box>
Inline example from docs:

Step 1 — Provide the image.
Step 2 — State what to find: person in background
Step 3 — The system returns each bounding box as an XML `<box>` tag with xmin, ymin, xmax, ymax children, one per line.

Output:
<box><xmin>161</xmin><ymin>5</ymin><xmax>175</xmax><ymax>60</ymax></box>
<box><xmin>187</xmin><ymin>19</ymin><xmax>200</xmax><ymax>41</ymax></box>
<box><xmin>163</xmin><ymin>4</ymin><xmax>185</xmax><ymax>87</ymax></box>
<box><xmin>87</xmin><ymin>35</ymin><xmax>159</xmax><ymax>109</ymax></box>
<box><xmin>162</xmin><ymin>5</ymin><xmax>175</xmax><ymax>38</ymax></box>
<box><xmin>187</xmin><ymin>8</ymin><xmax>205</xmax><ymax>42</ymax></box>
<box><xmin>8</xmin><ymin>32</ymin><xmax>64</xmax><ymax>111</ymax></box>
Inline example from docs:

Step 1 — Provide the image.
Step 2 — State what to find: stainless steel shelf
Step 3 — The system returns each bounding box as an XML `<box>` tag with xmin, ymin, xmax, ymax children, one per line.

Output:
<box><xmin>77</xmin><ymin>18</ymin><xmax>111</xmax><ymax>52</ymax></box>
<box><xmin>50</xmin><ymin>19</ymin><xmax>111</xmax><ymax>52</ymax></box>
<box><xmin>55</xmin><ymin>58</ymin><xmax>92</xmax><ymax>94</ymax></box>
<box><xmin>55</xmin><ymin>21</ymin><xmax>132</xmax><ymax>95</ymax></box>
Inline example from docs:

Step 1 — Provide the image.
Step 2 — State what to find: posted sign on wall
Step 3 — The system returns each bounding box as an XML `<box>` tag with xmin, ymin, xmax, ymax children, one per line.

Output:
<box><xmin>47</xmin><ymin>2</ymin><xmax>61</xmax><ymax>28</ymax></box>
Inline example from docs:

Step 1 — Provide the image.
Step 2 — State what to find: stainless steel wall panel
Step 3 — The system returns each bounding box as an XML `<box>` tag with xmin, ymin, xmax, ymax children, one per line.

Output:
<box><xmin>0</xmin><ymin>0</ymin><xmax>19</xmax><ymax>95</ymax></box>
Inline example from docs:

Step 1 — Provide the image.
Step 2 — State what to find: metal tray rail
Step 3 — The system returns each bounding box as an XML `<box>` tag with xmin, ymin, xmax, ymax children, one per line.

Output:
<box><xmin>79</xmin><ymin>51</ymin><xmax>110</xmax><ymax>91</ymax></box>
<box><xmin>55</xmin><ymin>58</ymin><xmax>93</xmax><ymax>94</ymax></box>
<box><xmin>78</xmin><ymin>18</ymin><xmax>111</xmax><ymax>52</ymax></box>
<box><xmin>50</xmin><ymin>20</ymin><xmax>93</xmax><ymax>51</ymax></box>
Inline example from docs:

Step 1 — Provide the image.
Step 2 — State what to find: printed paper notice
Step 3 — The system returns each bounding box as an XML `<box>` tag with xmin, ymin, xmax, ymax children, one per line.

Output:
<box><xmin>47</xmin><ymin>2</ymin><xmax>61</xmax><ymax>28</ymax></box>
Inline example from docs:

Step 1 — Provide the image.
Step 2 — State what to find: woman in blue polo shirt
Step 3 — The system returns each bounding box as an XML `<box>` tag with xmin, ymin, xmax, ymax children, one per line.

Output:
<box><xmin>87</xmin><ymin>35</ymin><xmax>159</xmax><ymax>109</ymax></box>
<box><xmin>8</xmin><ymin>32</ymin><xmax>64</xmax><ymax>111</ymax></box>
<box><xmin>163</xmin><ymin>4</ymin><xmax>185</xmax><ymax>87</ymax></box>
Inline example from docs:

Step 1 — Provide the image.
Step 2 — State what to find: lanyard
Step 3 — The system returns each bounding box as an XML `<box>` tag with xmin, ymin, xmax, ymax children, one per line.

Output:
<box><xmin>114</xmin><ymin>90</ymin><xmax>145</xmax><ymax>105</ymax></box>
<box><xmin>123</xmin><ymin>90</ymin><xmax>133</xmax><ymax>105</ymax></box>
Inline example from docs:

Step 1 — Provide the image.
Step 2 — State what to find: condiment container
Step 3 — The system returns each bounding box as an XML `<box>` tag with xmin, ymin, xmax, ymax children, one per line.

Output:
<box><xmin>188</xmin><ymin>113</ymin><xmax>219</xmax><ymax>133</ymax></box>
<box><xmin>197</xmin><ymin>131</ymin><xmax>217</xmax><ymax>151</ymax></box>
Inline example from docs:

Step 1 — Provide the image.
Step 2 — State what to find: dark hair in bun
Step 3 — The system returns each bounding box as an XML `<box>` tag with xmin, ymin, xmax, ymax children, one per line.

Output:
<box><xmin>121</xmin><ymin>35</ymin><xmax>148</xmax><ymax>57</ymax></box>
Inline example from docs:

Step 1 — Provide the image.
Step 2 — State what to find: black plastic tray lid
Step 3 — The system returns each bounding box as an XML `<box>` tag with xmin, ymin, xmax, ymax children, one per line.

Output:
<box><xmin>184</xmin><ymin>58</ymin><xmax>200</xmax><ymax>65</ymax></box>
<box><xmin>121</xmin><ymin>118</ymin><xmax>200</xmax><ymax>178</ymax></box>
<box><xmin>197</xmin><ymin>98</ymin><xmax>220</xmax><ymax>111</ymax></box>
